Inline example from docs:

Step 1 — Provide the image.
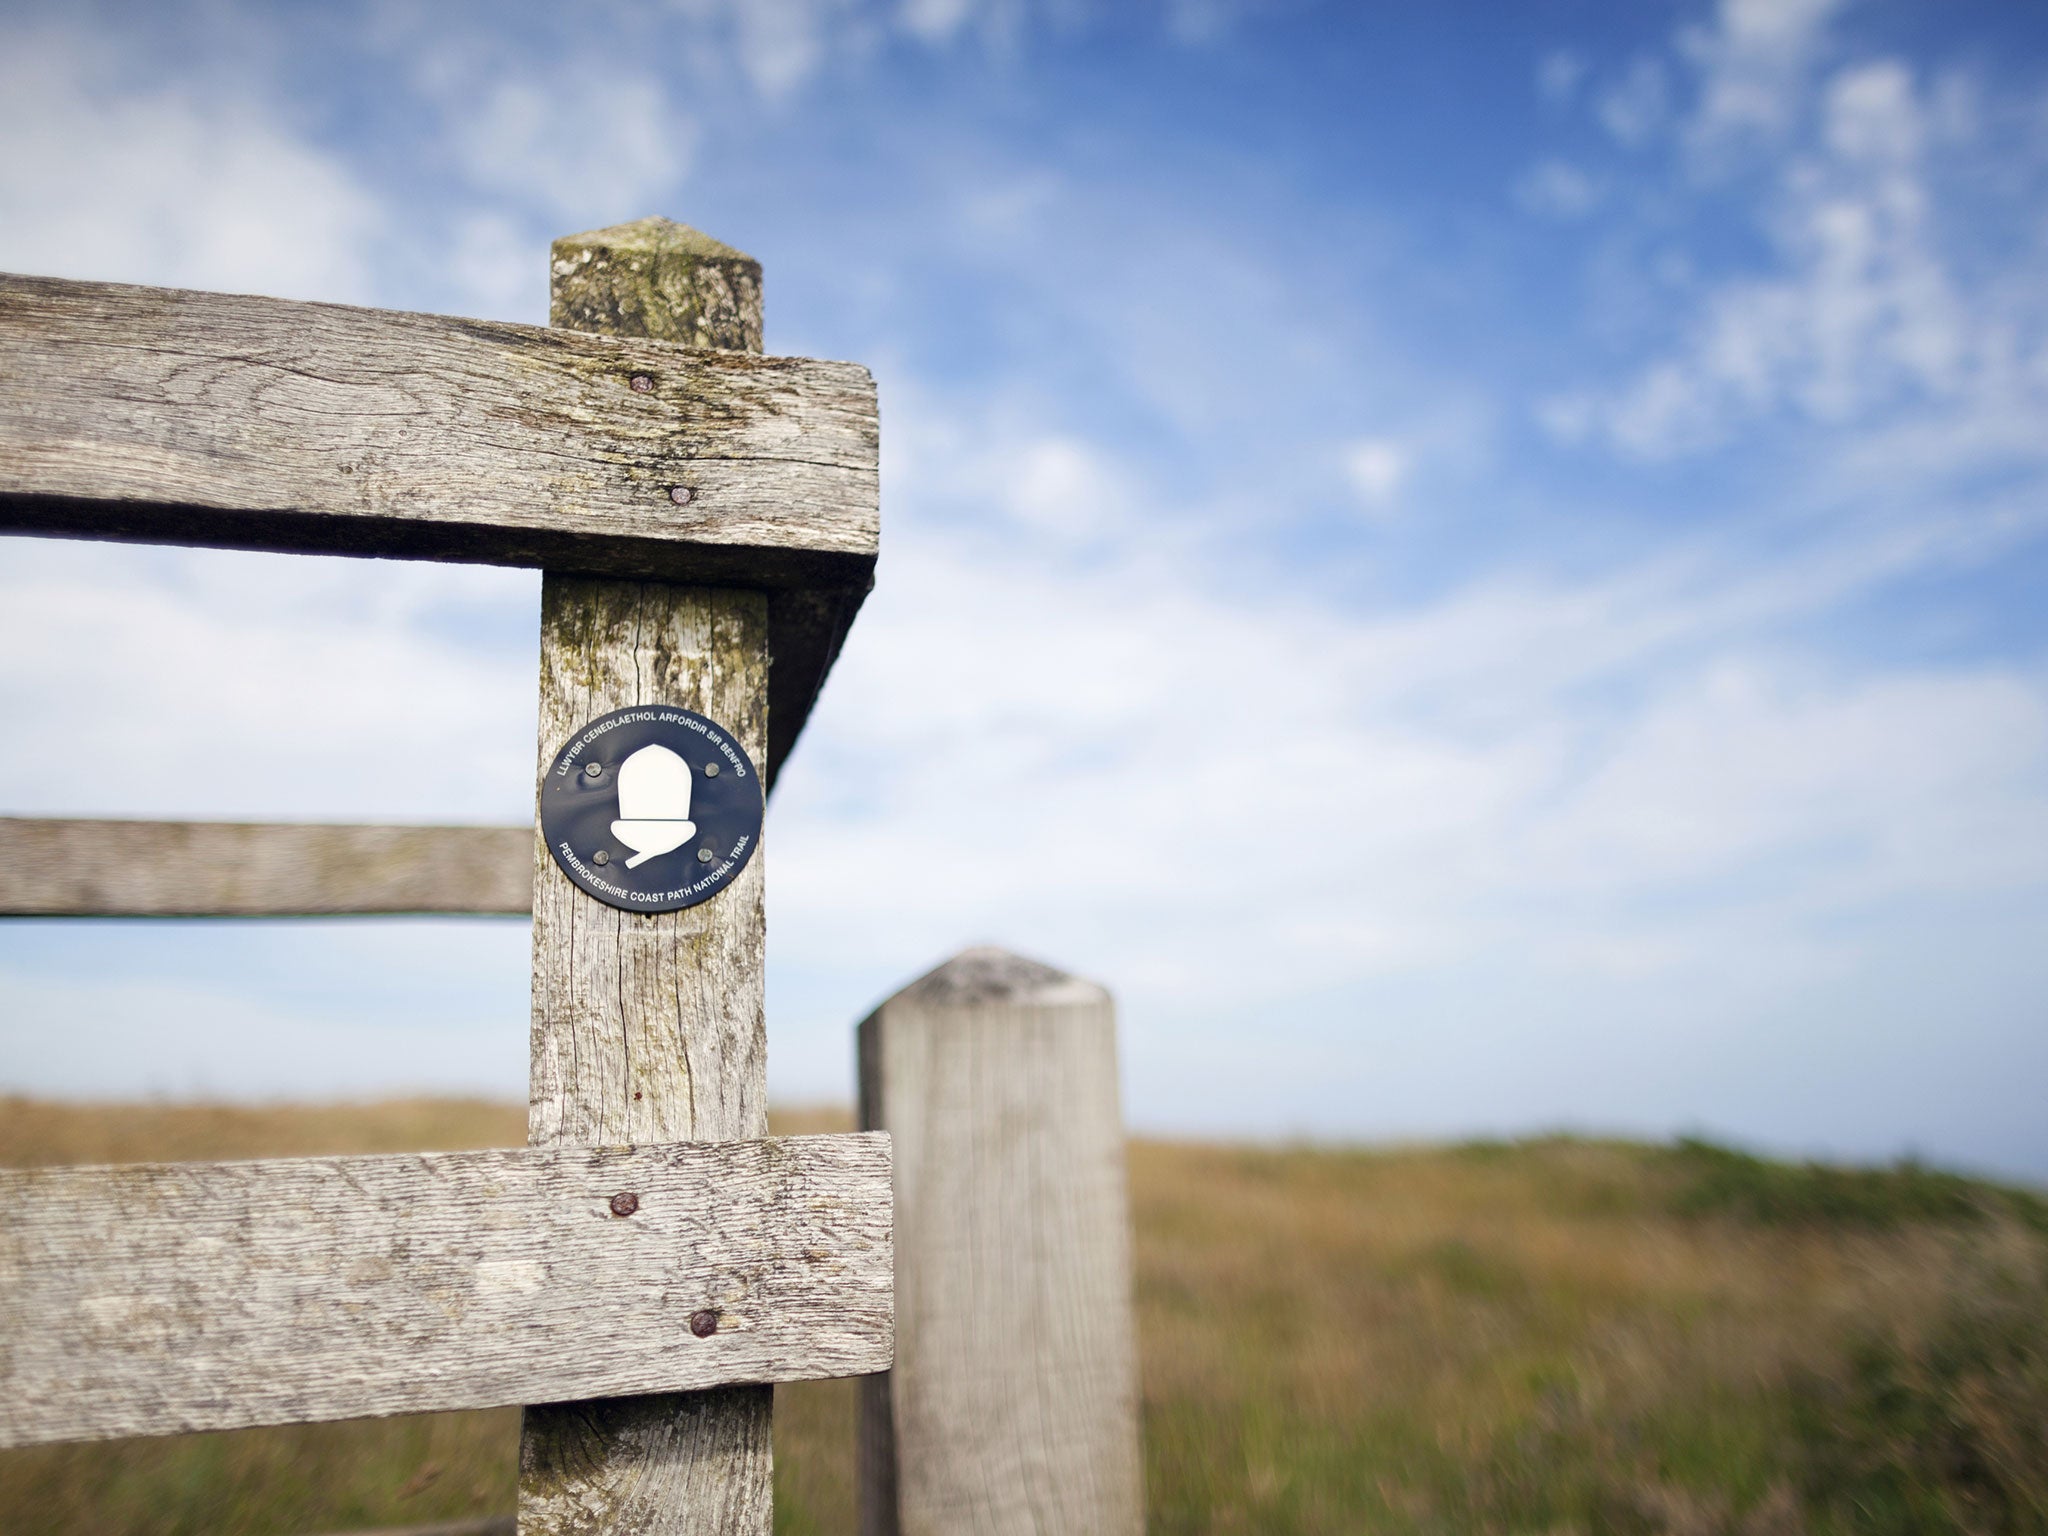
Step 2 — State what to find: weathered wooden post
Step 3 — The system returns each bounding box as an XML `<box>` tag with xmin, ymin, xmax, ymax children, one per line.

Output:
<box><xmin>856</xmin><ymin>947</ymin><xmax>1144</xmax><ymax>1536</ymax></box>
<box><xmin>520</xmin><ymin>218</ymin><xmax>797</xmax><ymax>1536</ymax></box>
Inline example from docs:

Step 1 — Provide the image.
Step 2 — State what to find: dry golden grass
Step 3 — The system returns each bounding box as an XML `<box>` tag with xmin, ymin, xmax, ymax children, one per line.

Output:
<box><xmin>0</xmin><ymin>1094</ymin><xmax>529</xmax><ymax>1168</ymax></box>
<box><xmin>2</xmin><ymin>1101</ymin><xmax>2039</xmax><ymax>1535</ymax></box>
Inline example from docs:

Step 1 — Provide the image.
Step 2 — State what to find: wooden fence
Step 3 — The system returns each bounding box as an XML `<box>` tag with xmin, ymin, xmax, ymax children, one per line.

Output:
<box><xmin>0</xmin><ymin>220</ymin><xmax>1149</xmax><ymax>1536</ymax></box>
<box><xmin>0</xmin><ymin>219</ymin><xmax>891</xmax><ymax>1536</ymax></box>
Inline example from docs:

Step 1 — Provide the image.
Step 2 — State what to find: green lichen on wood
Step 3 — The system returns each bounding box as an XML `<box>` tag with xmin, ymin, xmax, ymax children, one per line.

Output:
<box><xmin>550</xmin><ymin>217</ymin><xmax>764</xmax><ymax>354</ymax></box>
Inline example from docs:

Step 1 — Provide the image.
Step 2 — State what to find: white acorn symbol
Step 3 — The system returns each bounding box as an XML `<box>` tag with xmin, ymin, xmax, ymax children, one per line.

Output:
<box><xmin>609</xmin><ymin>744</ymin><xmax>698</xmax><ymax>869</ymax></box>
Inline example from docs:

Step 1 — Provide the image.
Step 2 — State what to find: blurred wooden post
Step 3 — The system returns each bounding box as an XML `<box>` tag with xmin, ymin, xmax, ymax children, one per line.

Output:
<box><xmin>519</xmin><ymin>218</ymin><xmax>775</xmax><ymax>1536</ymax></box>
<box><xmin>856</xmin><ymin>947</ymin><xmax>1145</xmax><ymax>1536</ymax></box>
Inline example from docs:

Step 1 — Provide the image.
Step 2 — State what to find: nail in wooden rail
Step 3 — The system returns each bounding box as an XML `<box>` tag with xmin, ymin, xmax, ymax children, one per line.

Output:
<box><xmin>857</xmin><ymin>947</ymin><xmax>1144</xmax><ymax>1536</ymax></box>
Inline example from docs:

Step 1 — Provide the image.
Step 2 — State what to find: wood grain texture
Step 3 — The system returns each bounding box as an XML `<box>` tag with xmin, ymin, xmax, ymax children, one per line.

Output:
<box><xmin>521</xmin><ymin>220</ymin><xmax>794</xmax><ymax>1536</ymax></box>
<box><xmin>857</xmin><ymin>948</ymin><xmax>1144</xmax><ymax>1536</ymax></box>
<box><xmin>0</xmin><ymin>817</ymin><xmax>531</xmax><ymax>915</ymax></box>
<box><xmin>0</xmin><ymin>1134</ymin><xmax>893</xmax><ymax>1450</ymax></box>
<box><xmin>0</xmin><ymin>267</ymin><xmax>877</xmax><ymax>784</ymax></box>
<box><xmin>546</xmin><ymin>218</ymin><xmax>863</xmax><ymax>786</ymax></box>
<box><xmin>0</xmin><ymin>272</ymin><xmax>874</xmax><ymax>573</ymax></box>
<box><xmin>527</xmin><ymin>582</ymin><xmax>770</xmax><ymax>1151</ymax></box>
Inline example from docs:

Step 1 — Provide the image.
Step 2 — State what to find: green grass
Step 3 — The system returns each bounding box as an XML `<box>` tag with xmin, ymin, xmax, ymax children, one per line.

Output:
<box><xmin>3</xmin><ymin>1102</ymin><xmax>2044</xmax><ymax>1535</ymax></box>
<box><xmin>1660</xmin><ymin>1135</ymin><xmax>2048</xmax><ymax>1232</ymax></box>
<box><xmin>1790</xmin><ymin>1238</ymin><xmax>2048</xmax><ymax>1535</ymax></box>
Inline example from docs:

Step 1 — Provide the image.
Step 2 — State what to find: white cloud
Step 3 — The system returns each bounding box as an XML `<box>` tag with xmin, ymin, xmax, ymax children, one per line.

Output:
<box><xmin>899</xmin><ymin>0</ymin><xmax>978</xmax><ymax>43</ymax></box>
<box><xmin>0</xmin><ymin>540</ymin><xmax>538</xmax><ymax>823</ymax></box>
<box><xmin>888</xmin><ymin>402</ymin><xmax>1144</xmax><ymax>547</ymax></box>
<box><xmin>1682</xmin><ymin>0</ymin><xmax>1855</xmax><ymax>150</ymax></box>
<box><xmin>654</xmin><ymin>0</ymin><xmax>886</xmax><ymax>98</ymax></box>
<box><xmin>1556</xmin><ymin>42</ymin><xmax>2035</xmax><ymax>459</ymax></box>
<box><xmin>445</xmin><ymin>67</ymin><xmax>693</xmax><ymax>223</ymax></box>
<box><xmin>1526</xmin><ymin>661</ymin><xmax>2048</xmax><ymax>902</ymax></box>
<box><xmin>955</xmin><ymin>169</ymin><xmax>1065</xmax><ymax>240</ymax></box>
<box><xmin>1824</xmin><ymin>56</ymin><xmax>1923</xmax><ymax>162</ymax></box>
<box><xmin>1515</xmin><ymin>158</ymin><xmax>1603</xmax><ymax>218</ymax></box>
<box><xmin>770</xmin><ymin>408</ymin><xmax>2048</xmax><ymax>1051</ymax></box>
<box><xmin>1597</xmin><ymin>57</ymin><xmax>1669</xmax><ymax>146</ymax></box>
<box><xmin>0</xmin><ymin>940</ymin><xmax>529</xmax><ymax>1100</ymax></box>
<box><xmin>1538</xmin><ymin>48</ymin><xmax>1587</xmax><ymax>107</ymax></box>
<box><xmin>1001</xmin><ymin>436</ymin><xmax>1141</xmax><ymax>542</ymax></box>
<box><xmin>0</xmin><ymin>25</ymin><xmax>382</xmax><ymax>301</ymax></box>
<box><xmin>445</xmin><ymin>210</ymin><xmax>546</xmax><ymax>321</ymax></box>
<box><xmin>1163</xmin><ymin>0</ymin><xmax>1246</xmax><ymax>46</ymax></box>
<box><xmin>1340</xmin><ymin>437</ymin><xmax>1409</xmax><ymax>510</ymax></box>
<box><xmin>729</xmin><ymin>0</ymin><xmax>840</xmax><ymax>98</ymax></box>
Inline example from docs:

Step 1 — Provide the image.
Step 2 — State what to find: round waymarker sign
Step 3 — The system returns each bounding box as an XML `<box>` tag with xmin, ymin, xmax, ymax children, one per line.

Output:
<box><xmin>539</xmin><ymin>705</ymin><xmax>762</xmax><ymax>913</ymax></box>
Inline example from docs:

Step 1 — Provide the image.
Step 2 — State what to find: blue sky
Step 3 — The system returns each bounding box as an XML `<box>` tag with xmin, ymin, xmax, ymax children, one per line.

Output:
<box><xmin>2</xmin><ymin>0</ymin><xmax>2046</xmax><ymax>1176</ymax></box>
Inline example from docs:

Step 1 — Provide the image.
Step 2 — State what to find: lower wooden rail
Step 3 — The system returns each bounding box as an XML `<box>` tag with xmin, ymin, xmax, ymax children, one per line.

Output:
<box><xmin>0</xmin><ymin>1133</ymin><xmax>893</xmax><ymax>1448</ymax></box>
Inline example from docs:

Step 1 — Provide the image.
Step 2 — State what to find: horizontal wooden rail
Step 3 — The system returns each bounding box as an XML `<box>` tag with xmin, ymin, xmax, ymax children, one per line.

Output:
<box><xmin>0</xmin><ymin>1133</ymin><xmax>894</xmax><ymax>1448</ymax></box>
<box><xmin>0</xmin><ymin>273</ymin><xmax>880</xmax><ymax>780</ymax></box>
<box><xmin>0</xmin><ymin>817</ymin><xmax>533</xmax><ymax>915</ymax></box>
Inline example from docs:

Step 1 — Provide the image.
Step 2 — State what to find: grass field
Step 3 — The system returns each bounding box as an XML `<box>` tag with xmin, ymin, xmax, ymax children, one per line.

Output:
<box><xmin>3</xmin><ymin>1097</ymin><xmax>2044</xmax><ymax>1535</ymax></box>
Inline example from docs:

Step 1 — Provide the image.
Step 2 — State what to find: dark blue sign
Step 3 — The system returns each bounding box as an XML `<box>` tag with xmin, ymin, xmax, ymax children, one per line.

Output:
<box><xmin>539</xmin><ymin>705</ymin><xmax>762</xmax><ymax>913</ymax></box>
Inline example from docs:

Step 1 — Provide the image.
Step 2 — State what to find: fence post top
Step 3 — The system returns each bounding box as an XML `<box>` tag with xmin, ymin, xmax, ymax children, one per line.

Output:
<box><xmin>886</xmin><ymin>945</ymin><xmax>1112</xmax><ymax>1012</ymax></box>
<box><xmin>550</xmin><ymin>215</ymin><xmax>764</xmax><ymax>354</ymax></box>
<box><xmin>552</xmin><ymin>216</ymin><xmax>759</xmax><ymax>268</ymax></box>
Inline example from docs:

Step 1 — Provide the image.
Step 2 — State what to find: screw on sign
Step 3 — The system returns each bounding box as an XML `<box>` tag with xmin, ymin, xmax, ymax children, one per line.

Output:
<box><xmin>539</xmin><ymin>705</ymin><xmax>763</xmax><ymax>914</ymax></box>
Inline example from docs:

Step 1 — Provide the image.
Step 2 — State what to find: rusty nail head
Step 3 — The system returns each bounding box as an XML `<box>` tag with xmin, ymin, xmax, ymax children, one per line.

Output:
<box><xmin>630</xmin><ymin>374</ymin><xmax>655</xmax><ymax>393</ymax></box>
<box><xmin>669</xmin><ymin>485</ymin><xmax>693</xmax><ymax>505</ymax></box>
<box><xmin>633</xmin><ymin>1090</ymin><xmax>643</xmax><ymax>1100</ymax></box>
<box><xmin>689</xmin><ymin>1310</ymin><xmax>718</xmax><ymax>1338</ymax></box>
<box><xmin>609</xmin><ymin>1191</ymin><xmax>639</xmax><ymax>1218</ymax></box>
